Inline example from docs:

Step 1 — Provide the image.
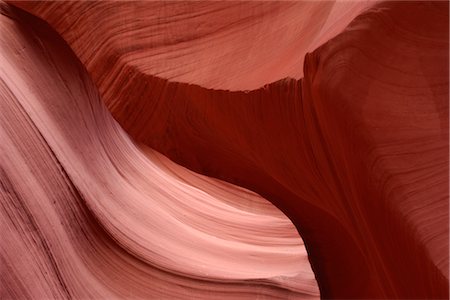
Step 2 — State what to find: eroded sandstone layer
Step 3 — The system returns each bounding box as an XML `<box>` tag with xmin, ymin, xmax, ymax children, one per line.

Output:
<box><xmin>1</xmin><ymin>1</ymin><xmax>449</xmax><ymax>299</ymax></box>
<box><xmin>9</xmin><ymin>0</ymin><xmax>373</xmax><ymax>91</ymax></box>
<box><xmin>0</xmin><ymin>4</ymin><xmax>318</xmax><ymax>299</ymax></box>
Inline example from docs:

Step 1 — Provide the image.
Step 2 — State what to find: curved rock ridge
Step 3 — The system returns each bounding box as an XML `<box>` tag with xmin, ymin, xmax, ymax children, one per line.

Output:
<box><xmin>0</xmin><ymin>4</ymin><xmax>319</xmax><ymax>299</ymax></box>
<box><xmin>11</xmin><ymin>0</ymin><xmax>449</xmax><ymax>298</ymax></box>
<box><xmin>2</xmin><ymin>1</ymin><xmax>449</xmax><ymax>299</ymax></box>
<box><xmin>9</xmin><ymin>0</ymin><xmax>374</xmax><ymax>91</ymax></box>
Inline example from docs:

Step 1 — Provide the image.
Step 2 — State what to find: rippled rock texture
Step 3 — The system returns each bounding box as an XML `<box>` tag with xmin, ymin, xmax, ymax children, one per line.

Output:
<box><xmin>1</xmin><ymin>1</ymin><xmax>448</xmax><ymax>299</ymax></box>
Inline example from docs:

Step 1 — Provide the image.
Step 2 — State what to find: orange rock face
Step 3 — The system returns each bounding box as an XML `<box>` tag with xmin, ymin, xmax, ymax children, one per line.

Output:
<box><xmin>6</xmin><ymin>1</ymin><xmax>372</xmax><ymax>91</ymax></box>
<box><xmin>1</xmin><ymin>1</ymin><xmax>449</xmax><ymax>299</ymax></box>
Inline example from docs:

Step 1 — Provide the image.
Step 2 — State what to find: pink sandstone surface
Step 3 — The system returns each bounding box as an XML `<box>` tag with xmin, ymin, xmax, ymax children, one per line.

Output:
<box><xmin>1</xmin><ymin>1</ymin><xmax>449</xmax><ymax>299</ymax></box>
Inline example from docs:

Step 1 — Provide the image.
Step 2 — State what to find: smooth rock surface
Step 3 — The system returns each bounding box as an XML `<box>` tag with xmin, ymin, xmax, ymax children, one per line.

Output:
<box><xmin>0</xmin><ymin>4</ymin><xmax>318</xmax><ymax>299</ymax></box>
<box><xmin>2</xmin><ymin>1</ymin><xmax>449</xmax><ymax>299</ymax></box>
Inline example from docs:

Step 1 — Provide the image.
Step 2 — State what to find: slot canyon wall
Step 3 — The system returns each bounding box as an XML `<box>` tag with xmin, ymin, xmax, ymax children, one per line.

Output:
<box><xmin>1</xmin><ymin>1</ymin><xmax>448</xmax><ymax>299</ymax></box>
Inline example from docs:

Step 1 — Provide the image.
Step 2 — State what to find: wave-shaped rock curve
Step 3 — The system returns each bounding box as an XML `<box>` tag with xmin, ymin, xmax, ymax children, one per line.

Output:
<box><xmin>2</xmin><ymin>1</ymin><xmax>449</xmax><ymax>299</ymax></box>
<box><xmin>9</xmin><ymin>0</ymin><xmax>373</xmax><ymax>91</ymax></box>
<box><xmin>0</xmin><ymin>3</ymin><xmax>319</xmax><ymax>299</ymax></box>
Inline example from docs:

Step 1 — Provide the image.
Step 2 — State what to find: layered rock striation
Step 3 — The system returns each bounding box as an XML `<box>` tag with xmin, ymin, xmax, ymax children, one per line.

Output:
<box><xmin>1</xmin><ymin>1</ymin><xmax>449</xmax><ymax>299</ymax></box>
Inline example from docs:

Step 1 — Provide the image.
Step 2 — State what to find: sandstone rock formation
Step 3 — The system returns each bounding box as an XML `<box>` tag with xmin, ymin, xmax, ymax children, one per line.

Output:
<box><xmin>1</xmin><ymin>1</ymin><xmax>448</xmax><ymax>299</ymax></box>
<box><xmin>0</xmin><ymin>4</ymin><xmax>318</xmax><ymax>299</ymax></box>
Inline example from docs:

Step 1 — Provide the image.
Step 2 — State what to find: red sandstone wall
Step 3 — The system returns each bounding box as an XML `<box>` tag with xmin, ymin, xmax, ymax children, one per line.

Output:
<box><xmin>1</xmin><ymin>1</ymin><xmax>448</xmax><ymax>299</ymax></box>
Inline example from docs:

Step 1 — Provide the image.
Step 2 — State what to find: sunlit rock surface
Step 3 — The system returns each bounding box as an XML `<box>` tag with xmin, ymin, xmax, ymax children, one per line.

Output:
<box><xmin>1</xmin><ymin>1</ymin><xmax>449</xmax><ymax>299</ymax></box>
<box><xmin>7</xmin><ymin>1</ymin><xmax>372</xmax><ymax>91</ymax></box>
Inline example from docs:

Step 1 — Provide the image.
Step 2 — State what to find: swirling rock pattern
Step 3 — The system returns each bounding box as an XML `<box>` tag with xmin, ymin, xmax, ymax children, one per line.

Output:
<box><xmin>6</xmin><ymin>0</ymin><xmax>372</xmax><ymax>91</ymax></box>
<box><xmin>0</xmin><ymin>3</ymin><xmax>319</xmax><ymax>299</ymax></box>
<box><xmin>1</xmin><ymin>1</ymin><xmax>449</xmax><ymax>299</ymax></box>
